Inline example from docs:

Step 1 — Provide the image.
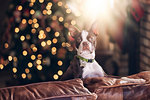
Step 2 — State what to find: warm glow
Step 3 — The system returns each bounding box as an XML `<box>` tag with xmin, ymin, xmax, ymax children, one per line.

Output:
<box><xmin>37</xmin><ymin>65</ymin><xmax>43</xmax><ymax>70</ymax></box>
<box><xmin>23</xmin><ymin>50</ymin><xmax>28</xmax><ymax>56</ymax></box>
<box><xmin>20</xmin><ymin>35</ymin><xmax>25</xmax><ymax>41</ymax></box>
<box><xmin>71</xmin><ymin>20</ymin><xmax>76</xmax><ymax>25</ymax></box>
<box><xmin>47</xmin><ymin>10</ymin><xmax>52</xmax><ymax>15</ymax></box>
<box><xmin>48</xmin><ymin>2</ymin><xmax>52</xmax><ymax>6</ymax></box>
<box><xmin>52</xmin><ymin>47</ymin><xmax>56</xmax><ymax>52</ymax></box>
<box><xmin>28</xmin><ymin>62</ymin><xmax>33</xmax><ymax>68</ymax></box>
<box><xmin>46</xmin><ymin>27</ymin><xmax>51</xmax><ymax>32</ymax></box>
<box><xmin>27</xmin><ymin>74</ymin><xmax>32</xmax><ymax>79</ymax></box>
<box><xmin>28</xmin><ymin>19</ymin><xmax>33</xmax><ymax>24</ymax></box>
<box><xmin>18</xmin><ymin>5</ymin><xmax>23</xmax><ymax>11</ymax></box>
<box><xmin>66</xmin><ymin>9</ymin><xmax>71</xmax><ymax>13</ymax></box>
<box><xmin>0</xmin><ymin>64</ymin><xmax>4</xmax><ymax>70</ymax></box>
<box><xmin>41</xmin><ymin>41</ymin><xmax>46</xmax><ymax>47</ymax></box>
<box><xmin>31</xmin><ymin>0</ymin><xmax>36</xmax><ymax>3</ymax></box>
<box><xmin>22</xmin><ymin>73</ymin><xmax>26</xmax><ymax>79</ymax></box>
<box><xmin>39</xmin><ymin>0</ymin><xmax>44</xmax><ymax>3</ymax></box>
<box><xmin>37</xmin><ymin>54</ymin><xmax>42</xmax><ymax>59</ymax></box>
<box><xmin>22</xmin><ymin>19</ymin><xmax>27</xmax><ymax>24</ymax></box>
<box><xmin>36</xmin><ymin>59</ymin><xmax>42</xmax><ymax>65</ymax></box>
<box><xmin>47</xmin><ymin>40</ymin><xmax>52</xmax><ymax>45</ymax></box>
<box><xmin>13</xmin><ymin>68</ymin><xmax>17</xmax><ymax>73</ymax></box>
<box><xmin>55</xmin><ymin>32</ymin><xmax>60</xmax><ymax>37</ymax></box>
<box><xmin>39</xmin><ymin>30</ymin><xmax>44</xmax><ymax>34</ymax></box>
<box><xmin>52</xmin><ymin>38</ymin><xmax>58</xmax><ymax>44</ymax></box>
<box><xmin>43</xmin><ymin>10</ymin><xmax>47</xmax><ymax>15</ymax></box>
<box><xmin>34</xmin><ymin>23</ymin><xmax>39</xmax><ymax>28</ymax></box>
<box><xmin>58</xmin><ymin>17</ymin><xmax>64</xmax><ymax>22</ymax></box>
<box><xmin>31</xmin><ymin>28</ymin><xmax>36</xmax><ymax>34</ymax></box>
<box><xmin>64</xmin><ymin>23</ymin><xmax>69</xmax><ymax>28</ymax></box>
<box><xmin>58</xmin><ymin>1</ymin><xmax>63</xmax><ymax>6</ymax></box>
<box><xmin>25</xmin><ymin>68</ymin><xmax>30</xmax><ymax>74</ymax></box>
<box><xmin>33</xmin><ymin>18</ymin><xmax>38</xmax><ymax>23</ymax></box>
<box><xmin>52</xmin><ymin>16</ymin><xmax>57</xmax><ymax>20</ymax></box>
<box><xmin>62</xmin><ymin>42</ymin><xmax>66</xmax><ymax>47</ymax></box>
<box><xmin>32</xmin><ymin>47</ymin><xmax>37</xmax><ymax>52</ymax></box>
<box><xmin>15</xmin><ymin>27</ymin><xmax>19</xmax><ymax>33</ymax></box>
<box><xmin>4</xmin><ymin>43</ymin><xmax>9</xmax><ymax>48</ymax></box>
<box><xmin>58</xmin><ymin>60</ymin><xmax>63</xmax><ymax>66</ymax></box>
<box><xmin>26</xmin><ymin>34</ymin><xmax>31</xmax><ymax>40</ymax></box>
<box><xmin>31</xmin><ymin>55</ymin><xmax>36</xmax><ymax>60</ymax></box>
<box><xmin>30</xmin><ymin>9</ymin><xmax>35</xmax><ymax>15</ymax></box>
<box><xmin>13</xmin><ymin>57</ymin><xmax>18</xmax><ymax>62</ymax></box>
<box><xmin>8</xmin><ymin>56</ymin><xmax>13</xmax><ymax>61</ymax></box>
<box><xmin>53</xmin><ymin>74</ymin><xmax>59</xmax><ymax>80</ymax></box>
<box><xmin>58</xmin><ymin>70</ymin><xmax>63</xmax><ymax>76</ymax></box>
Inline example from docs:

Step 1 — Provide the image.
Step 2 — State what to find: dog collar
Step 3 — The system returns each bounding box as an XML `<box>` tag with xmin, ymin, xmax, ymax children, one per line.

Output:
<box><xmin>76</xmin><ymin>55</ymin><xmax>94</xmax><ymax>63</ymax></box>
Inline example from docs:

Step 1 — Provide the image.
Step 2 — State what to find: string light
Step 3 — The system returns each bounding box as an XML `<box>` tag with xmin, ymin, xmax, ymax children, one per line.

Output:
<box><xmin>13</xmin><ymin>67</ymin><xmax>17</xmax><ymax>73</ymax></box>
<box><xmin>41</xmin><ymin>41</ymin><xmax>46</xmax><ymax>47</ymax></box>
<box><xmin>39</xmin><ymin>0</ymin><xmax>44</xmax><ymax>3</ymax></box>
<box><xmin>31</xmin><ymin>29</ymin><xmax>36</xmax><ymax>34</ymax></box>
<box><xmin>33</xmin><ymin>18</ymin><xmax>38</xmax><ymax>23</ymax></box>
<box><xmin>52</xmin><ymin>47</ymin><xmax>57</xmax><ymax>52</ymax></box>
<box><xmin>4</xmin><ymin>43</ymin><xmax>9</xmax><ymax>48</ymax></box>
<box><xmin>31</xmin><ymin>0</ymin><xmax>36</xmax><ymax>3</ymax></box>
<box><xmin>71</xmin><ymin>20</ymin><xmax>76</xmax><ymax>25</ymax></box>
<box><xmin>27</xmin><ymin>73</ymin><xmax>32</xmax><ymax>79</ymax></box>
<box><xmin>58</xmin><ymin>17</ymin><xmax>64</xmax><ymax>22</ymax></box>
<box><xmin>47</xmin><ymin>2</ymin><xmax>52</xmax><ymax>6</ymax></box>
<box><xmin>66</xmin><ymin>9</ymin><xmax>71</xmax><ymax>14</ymax></box>
<box><xmin>57</xmin><ymin>1</ymin><xmax>63</xmax><ymax>6</ymax></box>
<box><xmin>30</xmin><ymin>9</ymin><xmax>35</xmax><ymax>15</ymax></box>
<box><xmin>42</xmin><ymin>10</ymin><xmax>47</xmax><ymax>15</ymax></box>
<box><xmin>37</xmin><ymin>54</ymin><xmax>42</xmax><ymax>59</ymax></box>
<box><xmin>58</xmin><ymin>60</ymin><xmax>63</xmax><ymax>66</ymax></box>
<box><xmin>58</xmin><ymin>70</ymin><xmax>63</xmax><ymax>76</ymax></box>
<box><xmin>47</xmin><ymin>10</ymin><xmax>52</xmax><ymax>15</ymax></box>
<box><xmin>34</xmin><ymin>23</ymin><xmax>39</xmax><ymax>28</ymax></box>
<box><xmin>29</xmin><ymin>3</ymin><xmax>34</xmax><ymax>7</ymax></box>
<box><xmin>52</xmin><ymin>38</ymin><xmax>58</xmax><ymax>44</ymax></box>
<box><xmin>53</xmin><ymin>74</ymin><xmax>59</xmax><ymax>80</ymax></box>
<box><xmin>37</xmin><ymin>65</ymin><xmax>43</xmax><ymax>70</ymax></box>
<box><xmin>62</xmin><ymin>42</ymin><xmax>66</xmax><ymax>47</ymax></box>
<box><xmin>28</xmin><ymin>62</ymin><xmax>33</xmax><ymax>68</ymax></box>
<box><xmin>26</xmin><ymin>34</ymin><xmax>31</xmax><ymax>40</ymax></box>
<box><xmin>22</xmin><ymin>19</ymin><xmax>27</xmax><ymax>24</ymax></box>
<box><xmin>18</xmin><ymin>5</ymin><xmax>23</xmax><ymax>11</ymax></box>
<box><xmin>32</xmin><ymin>47</ymin><xmax>37</xmax><ymax>52</ymax></box>
<box><xmin>36</xmin><ymin>59</ymin><xmax>42</xmax><ymax>65</ymax></box>
<box><xmin>25</xmin><ymin>68</ymin><xmax>30</xmax><ymax>74</ymax></box>
<box><xmin>47</xmin><ymin>40</ymin><xmax>52</xmax><ymax>45</ymax></box>
<box><xmin>8</xmin><ymin>56</ymin><xmax>13</xmax><ymax>61</ymax></box>
<box><xmin>46</xmin><ymin>27</ymin><xmax>51</xmax><ymax>32</ymax></box>
<box><xmin>55</xmin><ymin>32</ymin><xmax>60</xmax><ymax>37</ymax></box>
<box><xmin>52</xmin><ymin>16</ymin><xmax>57</xmax><ymax>20</ymax></box>
<box><xmin>15</xmin><ymin>27</ymin><xmax>20</xmax><ymax>33</ymax></box>
<box><xmin>23</xmin><ymin>50</ymin><xmax>28</xmax><ymax>56</ymax></box>
<box><xmin>0</xmin><ymin>64</ymin><xmax>4</xmax><ymax>70</ymax></box>
<box><xmin>13</xmin><ymin>57</ymin><xmax>18</xmax><ymax>62</ymax></box>
<box><xmin>64</xmin><ymin>23</ymin><xmax>69</xmax><ymax>28</ymax></box>
<box><xmin>28</xmin><ymin>19</ymin><xmax>33</xmax><ymax>24</ymax></box>
<box><xmin>20</xmin><ymin>35</ymin><xmax>25</xmax><ymax>41</ymax></box>
<box><xmin>22</xmin><ymin>73</ymin><xmax>26</xmax><ymax>79</ymax></box>
<box><xmin>31</xmin><ymin>55</ymin><xmax>36</xmax><ymax>60</ymax></box>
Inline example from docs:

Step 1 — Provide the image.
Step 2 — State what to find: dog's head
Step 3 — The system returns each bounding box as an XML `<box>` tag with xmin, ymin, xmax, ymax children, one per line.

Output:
<box><xmin>69</xmin><ymin>25</ymin><xmax>97</xmax><ymax>59</ymax></box>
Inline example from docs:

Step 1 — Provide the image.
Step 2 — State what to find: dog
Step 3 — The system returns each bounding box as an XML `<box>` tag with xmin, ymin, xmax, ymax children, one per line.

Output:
<box><xmin>60</xmin><ymin>25</ymin><xmax>146</xmax><ymax>84</ymax></box>
<box><xmin>60</xmin><ymin>25</ymin><xmax>106</xmax><ymax>80</ymax></box>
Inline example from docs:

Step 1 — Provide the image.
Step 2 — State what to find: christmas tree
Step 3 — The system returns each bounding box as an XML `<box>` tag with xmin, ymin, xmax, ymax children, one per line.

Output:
<box><xmin>0</xmin><ymin>0</ymin><xmax>76</xmax><ymax>85</ymax></box>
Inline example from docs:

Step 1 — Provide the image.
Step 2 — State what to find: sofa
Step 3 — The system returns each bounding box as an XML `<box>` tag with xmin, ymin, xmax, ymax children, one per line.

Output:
<box><xmin>0</xmin><ymin>71</ymin><xmax>150</xmax><ymax>100</ymax></box>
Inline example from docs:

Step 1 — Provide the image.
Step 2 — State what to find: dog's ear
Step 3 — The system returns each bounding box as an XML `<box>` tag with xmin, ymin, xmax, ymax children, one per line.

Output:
<box><xmin>90</xmin><ymin>23</ymin><xmax>98</xmax><ymax>36</ymax></box>
<box><xmin>68</xmin><ymin>25</ymin><xmax>80</xmax><ymax>38</ymax></box>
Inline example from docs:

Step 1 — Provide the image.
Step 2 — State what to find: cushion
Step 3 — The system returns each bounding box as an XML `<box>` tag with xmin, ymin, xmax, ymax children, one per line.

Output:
<box><xmin>0</xmin><ymin>78</ymin><xmax>97</xmax><ymax>100</ymax></box>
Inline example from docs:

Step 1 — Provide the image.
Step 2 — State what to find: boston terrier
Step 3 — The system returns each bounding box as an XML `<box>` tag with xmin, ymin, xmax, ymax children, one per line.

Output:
<box><xmin>60</xmin><ymin>25</ymin><xmax>146</xmax><ymax>84</ymax></box>
<box><xmin>60</xmin><ymin>25</ymin><xmax>106</xmax><ymax>80</ymax></box>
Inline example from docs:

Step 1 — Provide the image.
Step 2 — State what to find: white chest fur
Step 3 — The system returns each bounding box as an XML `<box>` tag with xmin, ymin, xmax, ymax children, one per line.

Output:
<box><xmin>81</xmin><ymin>60</ymin><xmax>105</xmax><ymax>78</ymax></box>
